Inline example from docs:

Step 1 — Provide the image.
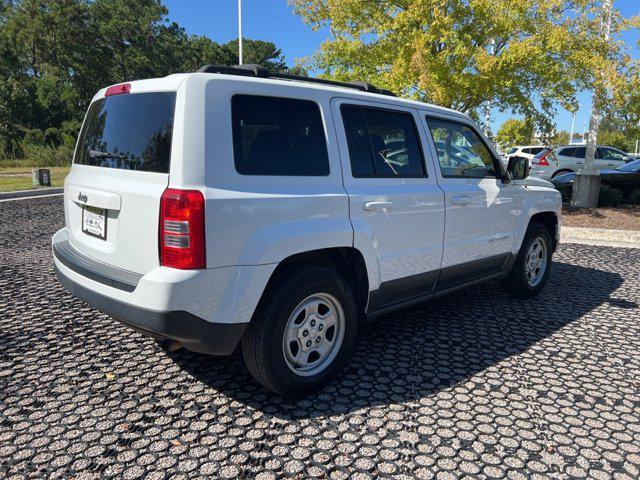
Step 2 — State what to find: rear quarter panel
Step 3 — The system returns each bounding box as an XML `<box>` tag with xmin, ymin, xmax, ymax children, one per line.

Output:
<box><xmin>192</xmin><ymin>75</ymin><xmax>353</xmax><ymax>269</ymax></box>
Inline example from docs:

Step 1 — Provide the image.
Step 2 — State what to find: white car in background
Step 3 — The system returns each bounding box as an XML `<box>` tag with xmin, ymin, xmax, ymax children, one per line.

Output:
<box><xmin>505</xmin><ymin>145</ymin><xmax>546</xmax><ymax>163</ymax></box>
<box><xmin>530</xmin><ymin>145</ymin><xmax>635</xmax><ymax>180</ymax></box>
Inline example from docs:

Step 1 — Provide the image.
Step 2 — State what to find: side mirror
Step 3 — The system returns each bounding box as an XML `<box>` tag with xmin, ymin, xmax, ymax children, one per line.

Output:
<box><xmin>507</xmin><ymin>156</ymin><xmax>530</xmax><ymax>180</ymax></box>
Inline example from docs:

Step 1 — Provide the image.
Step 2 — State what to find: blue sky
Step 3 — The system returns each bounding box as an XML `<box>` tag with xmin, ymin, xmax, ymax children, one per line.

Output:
<box><xmin>164</xmin><ymin>0</ymin><xmax>639</xmax><ymax>134</ymax></box>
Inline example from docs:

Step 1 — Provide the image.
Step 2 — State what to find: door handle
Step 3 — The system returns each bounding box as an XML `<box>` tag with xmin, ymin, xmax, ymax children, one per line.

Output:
<box><xmin>451</xmin><ymin>196</ymin><xmax>471</xmax><ymax>206</ymax></box>
<box><xmin>363</xmin><ymin>201</ymin><xmax>393</xmax><ymax>211</ymax></box>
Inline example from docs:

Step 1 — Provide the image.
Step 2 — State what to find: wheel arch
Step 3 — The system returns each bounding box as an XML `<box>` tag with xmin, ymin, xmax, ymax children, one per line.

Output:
<box><xmin>252</xmin><ymin>248</ymin><xmax>370</xmax><ymax>320</ymax></box>
<box><xmin>529</xmin><ymin>211</ymin><xmax>559</xmax><ymax>251</ymax></box>
<box><xmin>551</xmin><ymin>168</ymin><xmax>575</xmax><ymax>179</ymax></box>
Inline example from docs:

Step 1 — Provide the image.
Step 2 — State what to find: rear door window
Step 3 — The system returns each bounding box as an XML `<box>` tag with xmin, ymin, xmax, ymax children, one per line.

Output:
<box><xmin>530</xmin><ymin>147</ymin><xmax>544</xmax><ymax>155</ymax></box>
<box><xmin>558</xmin><ymin>148</ymin><xmax>575</xmax><ymax>157</ymax></box>
<box><xmin>573</xmin><ymin>147</ymin><xmax>586</xmax><ymax>159</ymax></box>
<box><xmin>340</xmin><ymin>105</ymin><xmax>426</xmax><ymax>177</ymax></box>
<box><xmin>232</xmin><ymin>95</ymin><xmax>329</xmax><ymax>176</ymax></box>
<box><xmin>75</xmin><ymin>92</ymin><xmax>176</xmax><ymax>173</ymax></box>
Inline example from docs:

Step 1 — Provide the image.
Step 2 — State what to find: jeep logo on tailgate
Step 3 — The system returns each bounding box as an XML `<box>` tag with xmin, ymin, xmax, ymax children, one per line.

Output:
<box><xmin>77</xmin><ymin>193</ymin><xmax>88</xmax><ymax>203</ymax></box>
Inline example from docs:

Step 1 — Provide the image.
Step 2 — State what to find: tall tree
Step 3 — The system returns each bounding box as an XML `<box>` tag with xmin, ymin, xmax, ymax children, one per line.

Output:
<box><xmin>547</xmin><ymin>130</ymin><xmax>570</xmax><ymax>146</ymax></box>
<box><xmin>223</xmin><ymin>39</ymin><xmax>288</xmax><ymax>71</ymax></box>
<box><xmin>291</xmin><ymin>0</ymin><xmax>632</xmax><ymax>132</ymax></box>
<box><xmin>0</xmin><ymin>0</ymin><xmax>295</xmax><ymax>157</ymax></box>
<box><xmin>495</xmin><ymin>118</ymin><xmax>534</xmax><ymax>151</ymax></box>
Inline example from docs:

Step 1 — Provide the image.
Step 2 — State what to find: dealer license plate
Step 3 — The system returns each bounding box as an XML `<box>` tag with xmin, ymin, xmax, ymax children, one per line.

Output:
<box><xmin>82</xmin><ymin>206</ymin><xmax>107</xmax><ymax>239</ymax></box>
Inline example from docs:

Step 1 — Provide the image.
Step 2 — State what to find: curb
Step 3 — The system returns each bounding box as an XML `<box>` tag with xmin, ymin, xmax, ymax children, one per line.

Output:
<box><xmin>561</xmin><ymin>226</ymin><xmax>640</xmax><ymax>249</ymax></box>
<box><xmin>0</xmin><ymin>188</ymin><xmax>63</xmax><ymax>201</ymax></box>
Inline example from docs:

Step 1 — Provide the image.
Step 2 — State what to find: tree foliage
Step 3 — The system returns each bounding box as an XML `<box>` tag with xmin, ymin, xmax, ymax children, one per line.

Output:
<box><xmin>547</xmin><ymin>130</ymin><xmax>571</xmax><ymax>146</ymax></box>
<box><xmin>598</xmin><ymin>129</ymin><xmax>635</xmax><ymax>152</ymax></box>
<box><xmin>495</xmin><ymin>119</ymin><xmax>533</xmax><ymax>150</ymax></box>
<box><xmin>291</xmin><ymin>0</ymin><xmax>634</xmax><ymax>135</ymax></box>
<box><xmin>0</xmin><ymin>0</ymin><xmax>293</xmax><ymax>158</ymax></box>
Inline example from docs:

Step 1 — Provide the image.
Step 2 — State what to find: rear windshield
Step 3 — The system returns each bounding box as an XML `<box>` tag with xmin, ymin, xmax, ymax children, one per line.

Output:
<box><xmin>75</xmin><ymin>92</ymin><xmax>176</xmax><ymax>173</ymax></box>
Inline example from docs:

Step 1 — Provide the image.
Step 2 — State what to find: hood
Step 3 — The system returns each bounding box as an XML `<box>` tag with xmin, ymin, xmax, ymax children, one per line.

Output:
<box><xmin>524</xmin><ymin>176</ymin><xmax>554</xmax><ymax>188</ymax></box>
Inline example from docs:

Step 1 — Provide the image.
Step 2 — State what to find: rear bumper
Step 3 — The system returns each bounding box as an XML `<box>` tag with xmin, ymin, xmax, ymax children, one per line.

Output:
<box><xmin>51</xmin><ymin>228</ymin><xmax>271</xmax><ymax>355</ymax></box>
<box><xmin>529</xmin><ymin>167</ymin><xmax>553</xmax><ymax>179</ymax></box>
<box><xmin>55</xmin><ymin>265</ymin><xmax>246</xmax><ymax>355</ymax></box>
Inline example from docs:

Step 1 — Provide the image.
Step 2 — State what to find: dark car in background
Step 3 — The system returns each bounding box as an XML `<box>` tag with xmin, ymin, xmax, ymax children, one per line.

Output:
<box><xmin>552</xmin><ymin>159</ymin><xmax>640</xmax><ymax>201</ymax></box>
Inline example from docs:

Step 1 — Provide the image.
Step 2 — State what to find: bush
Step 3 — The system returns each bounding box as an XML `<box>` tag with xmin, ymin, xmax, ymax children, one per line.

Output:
<box><xmin>22</xmin><ymin>129</ymin><xmax>46</xmax><ymax>147</ymax></box>
<box><xmin>598</xmin><ymin>185</ymin><xmax>624</xmax><ymax>207</ymax></box>
<box><xmin>0</xmin><ymin>144</ymin><xmax>73</xmax><ymax>168</ymax></box>
<box><xmin>628</xmin><ymin>190</ymin><xmax>640</xmax><ymax>205</ymax></box>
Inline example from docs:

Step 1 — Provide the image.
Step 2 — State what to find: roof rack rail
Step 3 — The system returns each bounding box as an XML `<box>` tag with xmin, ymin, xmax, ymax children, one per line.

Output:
<box><xmin>196</xmin><ymin>64</ymin><xmax>396</xmax><ymax>97</ymax></box>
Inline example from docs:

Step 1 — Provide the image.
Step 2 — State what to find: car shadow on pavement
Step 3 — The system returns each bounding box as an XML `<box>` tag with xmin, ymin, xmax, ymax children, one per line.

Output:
<box><xmin>167</xmin><ymin>261</ymin><xmax>630</xmax><ymax>418</ymax></box>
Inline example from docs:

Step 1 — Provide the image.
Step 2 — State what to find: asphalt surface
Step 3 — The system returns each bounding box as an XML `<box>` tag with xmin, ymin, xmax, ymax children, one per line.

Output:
<box><xmin>1</xmin><ymin>196</ymin><xmax>639</xmax><ymax>479</ymax></box>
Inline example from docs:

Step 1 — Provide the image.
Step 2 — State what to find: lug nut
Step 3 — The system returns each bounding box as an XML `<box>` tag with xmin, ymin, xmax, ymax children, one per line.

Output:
<box><xmin>310</xmin><ymin>320</ymin><xmax>316</xmax><ymax>327</ymax></box>
<box><xmin>306</xmin><ymin>340</ymin><xmax>312</xmax><ymax>347</ymax></box>
<box><xmin>302</xmin><ymin>330</ymin><xmax>308</xmax><ymax>337</ymax></box>
<box><xmin>315</xmin><ymin>337</ymin><xmax>321</xmax><ymax>343</ymax></box>
<box><xmin>319</xmin><ymin>324</ymin><xmax>324</xmax><ymax>331</ymax></box>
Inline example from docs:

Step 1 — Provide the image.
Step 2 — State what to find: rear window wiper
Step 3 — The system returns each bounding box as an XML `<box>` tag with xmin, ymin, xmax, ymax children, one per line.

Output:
<box><xmin>89</xmin><ymin>149</ymin><xmax>127</xmax><ymax>159</ymax></box>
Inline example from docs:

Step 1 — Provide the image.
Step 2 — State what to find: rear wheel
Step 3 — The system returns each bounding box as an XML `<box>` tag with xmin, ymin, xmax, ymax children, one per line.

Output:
<box><xmin>502</xmin><ymin>222</ymin><xmax>552</xmax><ymax>298</ymax></box>
<box><xmin>242</xmin><ymin>266</ymin><xmax>358</xmax><ymax>397</ymax></box>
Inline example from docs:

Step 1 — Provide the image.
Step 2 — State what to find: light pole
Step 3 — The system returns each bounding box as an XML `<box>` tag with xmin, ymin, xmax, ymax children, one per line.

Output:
<box><xmin>571</xmin><ymin>0</ymin><xmax>613</xmax><ymax>208</ymax></box>
<box><xmin>238</xmin><ymin>0</ymin><xmax>243</xmax><ymax>65</ymax></box>
<box><xmin>569</xmin><ymin>111</ymin><xmax>576</xmax><ymax>144</ymax></box>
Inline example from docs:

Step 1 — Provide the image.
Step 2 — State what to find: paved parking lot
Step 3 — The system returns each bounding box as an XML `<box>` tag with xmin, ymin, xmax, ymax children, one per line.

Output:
<box><xmin>1</xmin><ymin>196</ymin><xmax>639</xmax><ymax>479</ymax></box>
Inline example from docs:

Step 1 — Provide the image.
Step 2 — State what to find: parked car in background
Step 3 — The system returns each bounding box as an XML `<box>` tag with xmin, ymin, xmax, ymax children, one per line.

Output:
<box><xmin>505</xmin><ymin>145</ymin><xmax>546</xmax><ymax>164</ymax></box>
<box><xmin>552</xmin><ymin>159</ymin><xmax>640</xmax><ymax>201</ymax></box>
<box><xmin>530</xmin><ymin>145</ymin><xmax>635</xmax><ymax>180</ymax></box>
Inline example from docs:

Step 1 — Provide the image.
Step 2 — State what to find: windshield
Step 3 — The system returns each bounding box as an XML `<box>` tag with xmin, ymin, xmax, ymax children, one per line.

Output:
<box><xmin>616</xmin><ymin>159</ymin><xmax>640</xmax><ymax>172</ymax></box>
<box><xmin>75</xmin><ymin>92</ymin><xmax>176</xmax><ymax>173</ymax></box>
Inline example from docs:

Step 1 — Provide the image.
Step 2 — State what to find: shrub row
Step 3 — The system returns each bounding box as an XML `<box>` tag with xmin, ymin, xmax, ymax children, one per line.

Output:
<box><xmin>598</xmin><ymin>185</ymin><xmax>640</xmax><ymax>207</ymax></box>
<box><xmin>0</xmin><ymin>145</ymin><xmax>73</xmax><ymax>168</ymax></box>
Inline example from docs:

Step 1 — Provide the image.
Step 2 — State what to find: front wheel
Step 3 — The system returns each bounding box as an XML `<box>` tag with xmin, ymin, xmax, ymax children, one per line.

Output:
<box><xmin>242</xmin><ymin>266</ymin><xmax>358</xmax><ymax>397</ymax></box>
<box><xmin>502</xmin><ymin>222</ymin><xmax>553</xmax><ymax>298</ymax></box>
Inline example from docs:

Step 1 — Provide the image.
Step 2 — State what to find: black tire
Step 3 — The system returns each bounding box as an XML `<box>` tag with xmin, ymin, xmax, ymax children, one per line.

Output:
<box><xmin>241</xmin><ymin>266</ymin><xmax>359</xmax><ymax>397</ymax></box>
<box><xmin>502</xmin><ymin>222</ymin><xmax>553</xmax><ymax>299</ymax></box>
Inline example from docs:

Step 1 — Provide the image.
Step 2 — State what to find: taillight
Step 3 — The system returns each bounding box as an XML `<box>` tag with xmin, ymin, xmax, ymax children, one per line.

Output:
<box><xmin>533</xmin><ymin>153</ymin><xmax>550</xmax><ymax>166</ymax></box>
<box><xmin>159</xmin><ymin>188</ymin><xmax>205</xmax><ymax>269</ymax></box>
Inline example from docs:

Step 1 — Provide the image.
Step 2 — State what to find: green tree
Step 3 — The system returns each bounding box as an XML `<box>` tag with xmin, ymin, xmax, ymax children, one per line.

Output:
<box><xmin>547</xmin><ymin>130</ymin><xmax>570</xmax><ymax>146</ymax></box>
<box><xmin>291</xmin><ymin>0</ymin><xmax>632</xmax><ymax>132</ymax></box>
<box><xmin>495</xmin><ymin>119</ymin><xmax>533</xmax><ymax>151</ymax></box>
<box><xmin>598</xmin><ymin>130</ymin><xmax>633</xmax><ymax>152</ymax></box>
<box><xmin>224</xmin><ymin>39</ymin><xmax>288</xmax><ymax>71</ymax></box>
<box><xmin>0</xmin><ymin>0</ymin><xmax>295</xmax><ymax>158</ymax></box>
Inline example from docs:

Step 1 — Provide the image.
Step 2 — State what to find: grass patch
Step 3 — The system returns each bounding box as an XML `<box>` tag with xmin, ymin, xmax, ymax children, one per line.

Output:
<box><xmin>0</xmin><ymin>166</ymin><xmax>70</xmax><ymax>192</ymax></box>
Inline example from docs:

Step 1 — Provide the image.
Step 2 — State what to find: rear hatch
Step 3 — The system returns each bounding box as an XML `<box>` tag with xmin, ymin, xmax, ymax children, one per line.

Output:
<box><xmin>64</xmin><ymin>86</ymin><xmax>177</xmax><ymax>275</ymax></box>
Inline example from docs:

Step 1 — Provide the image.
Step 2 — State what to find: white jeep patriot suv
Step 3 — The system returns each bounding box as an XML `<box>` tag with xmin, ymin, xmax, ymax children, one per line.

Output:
<box><xmin>53</xmin><ymin>64</ymin><xmax>561</xmax><ymax>396</ymax></box>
